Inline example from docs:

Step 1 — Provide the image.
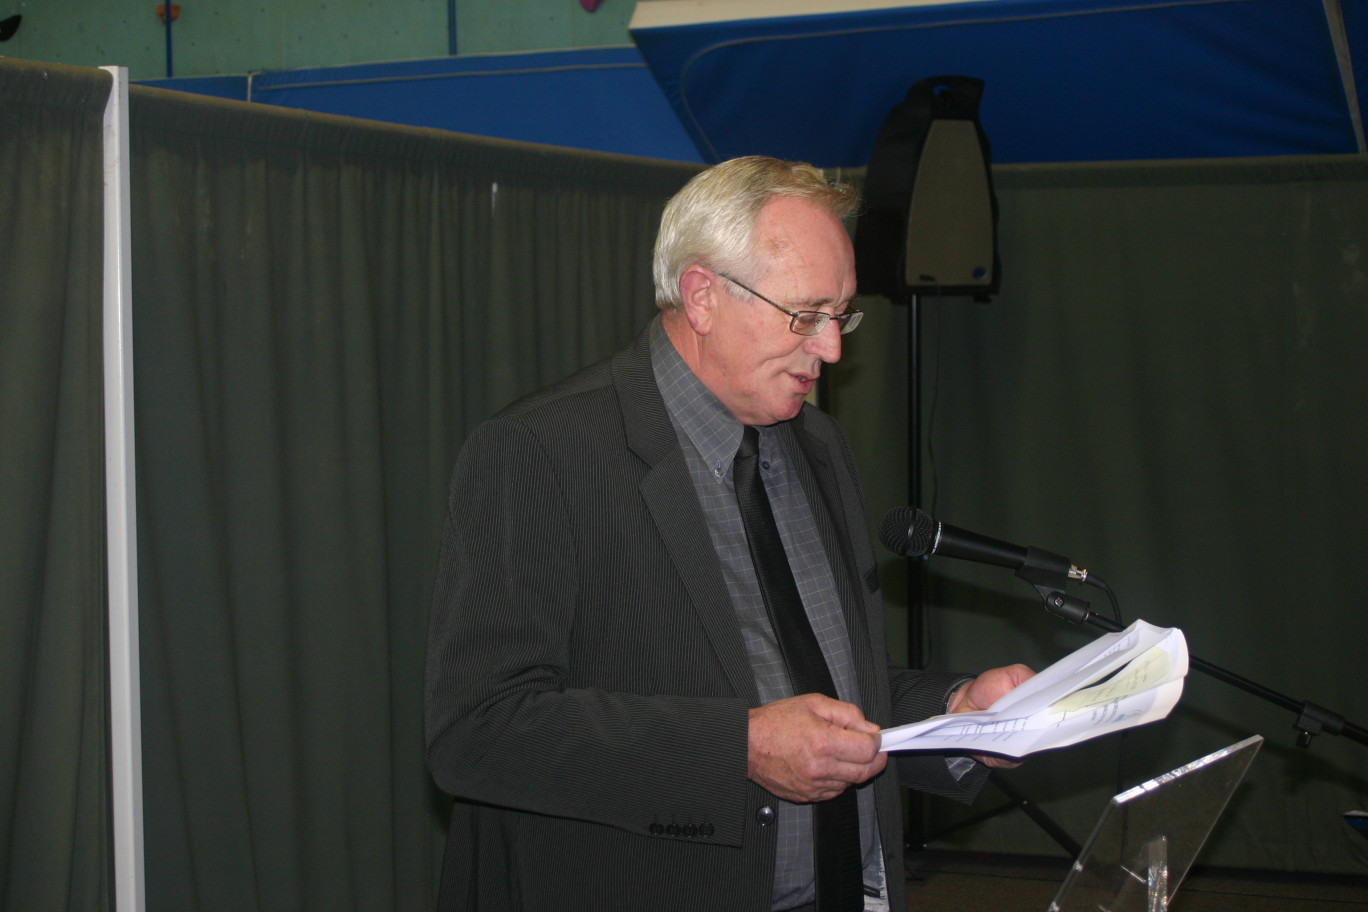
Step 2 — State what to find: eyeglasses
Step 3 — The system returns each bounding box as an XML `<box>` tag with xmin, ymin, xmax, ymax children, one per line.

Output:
<box><xmin>717</xmin><ymin>273</ymin><xmax>863</xmax><ymax>336</ymax></box>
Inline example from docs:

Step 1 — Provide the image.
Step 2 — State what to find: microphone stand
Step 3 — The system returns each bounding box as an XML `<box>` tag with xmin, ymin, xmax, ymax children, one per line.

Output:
<box><xmin>1018</xmin><ymin>556</ymin><xmax>1368</xmax><ymax>750</ymax></box>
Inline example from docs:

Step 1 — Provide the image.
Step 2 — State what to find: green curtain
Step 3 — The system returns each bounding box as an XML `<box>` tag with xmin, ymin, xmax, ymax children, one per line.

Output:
<box><xmin>126</xmin><ymin>86</ymin><xmax>699</xmax><ymax>910</ymax></box>
<box><xmin>0</xmin><ymin>59</ymin><xmax>113</xmax><ymax>910</ymax></box>
<box><xmin>834</xmin><ymin>155</ymin><xmax>1368</xmax><ymax>874</ymax></box>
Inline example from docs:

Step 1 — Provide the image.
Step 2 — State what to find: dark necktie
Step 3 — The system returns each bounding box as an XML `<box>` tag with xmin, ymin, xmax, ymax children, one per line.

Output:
<box><xmin>733</xmin><ymin>425</ymin><xmax>863</xmax><ymax>912</ymax></box>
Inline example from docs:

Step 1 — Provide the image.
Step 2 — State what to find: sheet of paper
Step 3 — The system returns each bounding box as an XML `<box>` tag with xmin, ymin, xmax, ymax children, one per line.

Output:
<box><xmin>881</xmin><ymin>620</ymin><xmax>1188</xmax><ymax>758</ymax></box>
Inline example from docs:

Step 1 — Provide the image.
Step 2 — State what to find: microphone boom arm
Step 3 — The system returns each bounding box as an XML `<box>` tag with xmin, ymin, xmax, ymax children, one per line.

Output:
<box><xmin>1014</xmin><ymin>565</ymin><xmax>1368</xmax><ymax>750</ymax></box>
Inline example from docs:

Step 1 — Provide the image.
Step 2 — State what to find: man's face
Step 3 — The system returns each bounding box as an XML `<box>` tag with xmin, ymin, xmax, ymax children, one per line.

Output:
<box><xmin>695</xmin><ymin>196</ymin><xmax>857</xmax><ymax>426</ymax></box>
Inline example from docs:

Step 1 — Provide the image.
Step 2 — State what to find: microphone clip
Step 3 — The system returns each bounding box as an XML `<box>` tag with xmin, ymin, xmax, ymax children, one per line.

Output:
<box><xmin>1017</xmin><ymin>547</ymin><xmax>1094</xmax><ymax>626</ymax></box>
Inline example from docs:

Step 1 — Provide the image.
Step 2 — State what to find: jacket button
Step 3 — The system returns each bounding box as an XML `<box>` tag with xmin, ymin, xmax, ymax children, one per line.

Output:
<box><xmin>756</xmin><ymin>805</ymin><xmax>776</xmax><ymax>826</ymax></box>
<box><xmin>683</xmin><ymin>824</ymin><xmax>698</xmax><ymax>837</ymax></box>
<box><xmin>650</xmin><ymin>823</ymin><xmax>664</xmax><ymax>835</ymax></box>
<box><xmin>700</xmin><ymin>823</ymin><xmax>715</xmax><ymax>837</ymax></box>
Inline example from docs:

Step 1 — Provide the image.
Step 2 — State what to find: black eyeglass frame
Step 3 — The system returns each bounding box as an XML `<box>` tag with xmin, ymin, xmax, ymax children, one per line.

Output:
<box><xmin>716</xmin><ymin>272</ymin><xmax>862</xmax><ymax>336</ymax></box>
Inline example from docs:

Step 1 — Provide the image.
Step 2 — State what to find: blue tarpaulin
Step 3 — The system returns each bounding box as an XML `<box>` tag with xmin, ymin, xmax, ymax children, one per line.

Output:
<box><xmin>629</xmin><ymin>0</ymin><xmax>1368</xmax><ymax>165</ymax></box>
<box><xmin>141</xmin><ymin>0</ymin><xmax>1368</xmax><ymax>167</ymax></box>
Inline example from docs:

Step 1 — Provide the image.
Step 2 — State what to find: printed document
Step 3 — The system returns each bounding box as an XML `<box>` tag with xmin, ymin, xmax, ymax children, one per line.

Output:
<box><xmin>882</xmin><ymin>620</ymin><xmax>1188</xmax><ymax>758</ymax></box>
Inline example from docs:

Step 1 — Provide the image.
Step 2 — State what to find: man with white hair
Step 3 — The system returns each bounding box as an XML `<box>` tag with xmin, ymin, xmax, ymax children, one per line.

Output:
<box><xmin>426</xmin><ymin>155</ymin><xmax>1031</xmax><ymax>912</ymax></box>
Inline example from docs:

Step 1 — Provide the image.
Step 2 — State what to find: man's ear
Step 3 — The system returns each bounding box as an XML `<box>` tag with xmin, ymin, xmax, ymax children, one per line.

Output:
<box><xmin>678</xmin><ymin>265</ymin><xmax>717</xmax><ymax>335</ymax></box>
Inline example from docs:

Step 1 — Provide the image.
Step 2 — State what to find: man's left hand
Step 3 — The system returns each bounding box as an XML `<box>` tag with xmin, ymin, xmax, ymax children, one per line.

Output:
<box><xmin>947</xmin><ymin>663</ymin><xmax>1036</xmax><ymax>769</ymax></box>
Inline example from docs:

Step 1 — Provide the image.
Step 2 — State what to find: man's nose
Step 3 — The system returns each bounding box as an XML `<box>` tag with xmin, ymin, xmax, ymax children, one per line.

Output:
<box><xmin>804</xmin><ymin>318</ymin><xmax>843</xmax><ymax>363</ymax></box>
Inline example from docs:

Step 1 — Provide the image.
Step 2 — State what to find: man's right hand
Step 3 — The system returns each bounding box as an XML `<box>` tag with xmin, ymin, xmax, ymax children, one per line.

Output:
<box><xmin>746</xmin><ymin>693</ymin><xmax>886</xmax><ymax>804</ymax></box>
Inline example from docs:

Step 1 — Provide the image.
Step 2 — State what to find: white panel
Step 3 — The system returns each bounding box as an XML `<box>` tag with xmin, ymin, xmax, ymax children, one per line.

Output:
<box><xmin>629</xmin><ymin>0</ymin><xmax>982</xmax><ymax>30</ymax></box>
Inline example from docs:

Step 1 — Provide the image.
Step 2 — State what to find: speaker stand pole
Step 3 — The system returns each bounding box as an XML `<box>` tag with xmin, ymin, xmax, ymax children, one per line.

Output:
<box><xmin>905</xmin><ymin>291</ymin><xmax>929</xmax><ymax>852</ymax></box>
<box><xmin>907</xmin><ymin>290</ymin><xmax>923</xmax><ymax>669</ymax></box>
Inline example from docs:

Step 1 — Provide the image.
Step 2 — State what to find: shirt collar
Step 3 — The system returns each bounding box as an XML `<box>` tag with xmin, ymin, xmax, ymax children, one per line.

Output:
<box><xmin>650</xmin><ymin>316</ymin><xmax>745</xmax><ymax>483</ymax></box>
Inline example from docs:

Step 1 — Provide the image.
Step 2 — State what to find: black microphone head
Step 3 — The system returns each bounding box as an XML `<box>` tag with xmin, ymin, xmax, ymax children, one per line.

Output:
<box><xmin>879</xmin><ymin>507</ymin><xmax>938</xmax><ymax>557</ymax></box>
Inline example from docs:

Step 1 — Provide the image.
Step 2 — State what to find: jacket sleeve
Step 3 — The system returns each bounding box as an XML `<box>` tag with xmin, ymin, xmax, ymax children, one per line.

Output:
<box><xmin>886</xmin><ymin>667</ymin><xmax>991</xmax><ymax>801</ymax></box>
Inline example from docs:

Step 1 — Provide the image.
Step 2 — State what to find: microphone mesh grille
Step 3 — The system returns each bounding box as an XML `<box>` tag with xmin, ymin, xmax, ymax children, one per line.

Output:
<box><xmin>879</xmin><ymin>506</ymin><xmax>937</xmax><ymax>557</ymax></box>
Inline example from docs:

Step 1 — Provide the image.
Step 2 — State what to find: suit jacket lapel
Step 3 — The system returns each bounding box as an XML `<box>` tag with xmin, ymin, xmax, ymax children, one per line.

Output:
<box><xmin>611</xmin><ymin>329</ymin><xmax>760</xmax><ymax>704</ymax></box>
<box><xmin>785</xmin><ymin>412</ymin><xmax>886</xmax><ymax>720</ymax></box>
<box><xmin>785</xmin><ymin>413</ymin><xmax>863</xmax><ymax>610</ymax></box>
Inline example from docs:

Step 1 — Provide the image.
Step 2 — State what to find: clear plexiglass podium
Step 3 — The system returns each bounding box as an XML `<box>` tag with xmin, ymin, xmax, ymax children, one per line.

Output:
<box><xmin>1048</xmin><ymin>735</ymin><xmax>1263</xmax><ymax>912</ymax></box>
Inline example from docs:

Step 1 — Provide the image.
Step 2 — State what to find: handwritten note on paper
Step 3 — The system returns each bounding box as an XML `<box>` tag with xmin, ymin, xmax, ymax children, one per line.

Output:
<box><xmin>880</xmin><ymin>620</ymin><xmax>1188</xmax><ymax>758</ymax></box>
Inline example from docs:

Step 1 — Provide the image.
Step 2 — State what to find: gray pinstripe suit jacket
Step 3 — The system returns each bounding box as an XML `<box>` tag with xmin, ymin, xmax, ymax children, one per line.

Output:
<box><xmin>425</xmin><ymin>324</ymin><xmax>985</xmax><ymax>911</ymax></box>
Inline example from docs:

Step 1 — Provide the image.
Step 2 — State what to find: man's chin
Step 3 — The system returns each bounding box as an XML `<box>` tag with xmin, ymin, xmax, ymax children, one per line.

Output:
<box><xmin>772</xmin><ymin>398</ymin><xmax>808</xmax><ymax>423</ymax></box>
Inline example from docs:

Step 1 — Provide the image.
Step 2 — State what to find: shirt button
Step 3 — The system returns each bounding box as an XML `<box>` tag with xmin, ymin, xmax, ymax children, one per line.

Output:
<box><xmin>756</xmin><ymin>805</ymin><xmax>776</xmax><ymax>826</ymax></box>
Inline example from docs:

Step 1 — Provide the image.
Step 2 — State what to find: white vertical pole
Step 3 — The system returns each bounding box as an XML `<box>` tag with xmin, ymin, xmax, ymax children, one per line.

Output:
<box><xmin>1323</xmin><ymin>0</ymin><xmax>1367</xmax><ymax>153</ymax></box>
<box><xmin>100</xmin><ymin>64</ymin><xmax>147</xmax><ymax>912</ymax></box>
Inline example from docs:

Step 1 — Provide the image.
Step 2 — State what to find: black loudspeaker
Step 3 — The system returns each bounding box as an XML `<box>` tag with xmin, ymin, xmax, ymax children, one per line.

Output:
<box><xmin>855</xmin><ymin>75</ymin><xmax>1000</xmax><ymax>299</ymax></box>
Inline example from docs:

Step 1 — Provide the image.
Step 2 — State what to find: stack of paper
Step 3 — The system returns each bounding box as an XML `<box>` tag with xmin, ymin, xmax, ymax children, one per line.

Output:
<box><xmin>882</xmin><ymin>620</ymin><xmax>1188</xmax><ymax>758</ymax></box>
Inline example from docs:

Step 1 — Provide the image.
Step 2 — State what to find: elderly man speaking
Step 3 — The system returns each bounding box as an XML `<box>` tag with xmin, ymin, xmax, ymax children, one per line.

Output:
<box><xmin>425</xmin><ymin>156</ymin><xmax>1032</xmax><ymax>912</ymax></box>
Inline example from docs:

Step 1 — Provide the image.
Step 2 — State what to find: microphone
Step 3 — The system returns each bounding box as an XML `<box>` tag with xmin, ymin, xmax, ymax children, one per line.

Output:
<box><xmin>878</xmin><ymin>506</ymin><xmax>1088</xmax><ymax>582</ymax></box>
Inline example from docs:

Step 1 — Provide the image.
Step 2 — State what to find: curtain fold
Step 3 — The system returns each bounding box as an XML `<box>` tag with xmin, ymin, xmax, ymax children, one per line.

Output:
<box><xmin>0</xmin><ymin>58</ymin><xmax>113</xmax><ymax>911</ymax></box>
<box><xmin>127</xmin><ymin>85</ymin><xmax>698</xmax><ymax>910</ymax></box>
